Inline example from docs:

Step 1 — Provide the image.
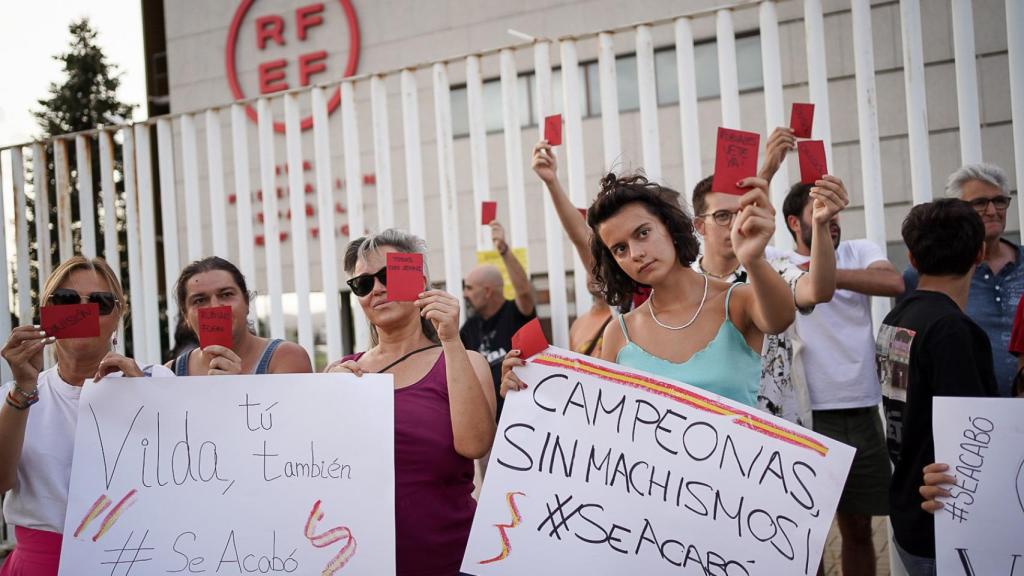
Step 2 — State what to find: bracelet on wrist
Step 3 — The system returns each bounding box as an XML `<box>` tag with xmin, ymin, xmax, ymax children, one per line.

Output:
<box><xmin>5</xmin><ymin>390</ymin><xmax>36</xmax><ymax>410</ymax></box>
<box><xmin>12</xmin><ymin>384</ymin><xmax>39</xmax><ymax>402</ymax></box>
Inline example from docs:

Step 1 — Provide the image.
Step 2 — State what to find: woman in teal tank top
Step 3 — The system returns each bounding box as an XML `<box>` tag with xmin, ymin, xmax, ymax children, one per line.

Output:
<box><xmin>587</xmin><ymin>173</ymin><xmax>796</xmax><ymax>407</ymax></box>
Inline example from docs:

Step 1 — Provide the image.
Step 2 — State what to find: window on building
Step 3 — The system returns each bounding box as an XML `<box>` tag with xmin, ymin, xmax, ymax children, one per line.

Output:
<box><xmin>451</xmin><ymin>33</ymin><xmax>762</xmax><ymax>138</ymax></box>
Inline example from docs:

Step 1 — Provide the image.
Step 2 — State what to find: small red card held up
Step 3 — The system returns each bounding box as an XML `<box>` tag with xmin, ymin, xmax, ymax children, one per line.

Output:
<box><xmin>544</xmin><ymin>114</ymin><xmax>563</xmax><ymax>146</ymax></box>
<box><xmin>481</xmin><ymin>201</ymin><xmax>497</xmax><ymax>225</ymax></box>
<box><xmin>198</xmin><ymin>306</ymin><xmax>233</xmax><ymax>349</ymax></box>
<box><xmin>386</xmin><ymin>252</ymin><xmax>424</xmax><ymax>302</ymax></box>
<box><xmin>798</xmin><ymin>140</ymin><xmax>829</xmax><ymax>185</ymax></box>
<box><xmin>511</xmin><ymin>317</ymin><xmax>549</xmax><ymax>360</ymax></box>
<box><xmin>40</xmin><ymin>304</ymin><xmax>100</xmax><ymax>339</ymax></box>
<box><xmin>790</xmin><ymin>103</ymin><xmax>815</xmax><ymax>138</ymax></box>
<box><xmin>711</xmin><ymin>127</ymin><xmax>760</xmax><ymax>196</ymax></box>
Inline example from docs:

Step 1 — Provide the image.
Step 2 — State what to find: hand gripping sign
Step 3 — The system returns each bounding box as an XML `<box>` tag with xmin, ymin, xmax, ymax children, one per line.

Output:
<box><xmin>59</xmin><ymin>374</ymin><xmax>395</xmax><ymax>575</ymax></box>
<box><xmin>933</xmin><ymin>397</ymin><xmax>1024</xmax><ymax>576</ymax></box>
<box><xmin>463</xmin><ymin>347</ymin><xmax>855</xmax><ymax>576</ymax></box>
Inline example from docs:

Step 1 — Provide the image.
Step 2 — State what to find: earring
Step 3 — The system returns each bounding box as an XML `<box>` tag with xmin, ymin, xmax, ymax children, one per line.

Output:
<box><xmin>111</xmin><ymin>335</ymin><xmax>119</xmax><ymax>347</ymax></box>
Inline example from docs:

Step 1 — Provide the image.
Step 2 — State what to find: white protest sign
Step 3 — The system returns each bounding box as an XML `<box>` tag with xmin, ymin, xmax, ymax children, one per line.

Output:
<box><xmin>934</xmin><ymin>397</ymin><xmax>1024</xmax><ymax>575</ymax></box>
<box><xmin>462</xmin><ymin>348</ymin><xmax>854</xmax><ymax>576</ymax></box>
<box><xmin>59</xmin><ymin>374</ymin><xmax>395</xmax><ymax>576</ymax></box>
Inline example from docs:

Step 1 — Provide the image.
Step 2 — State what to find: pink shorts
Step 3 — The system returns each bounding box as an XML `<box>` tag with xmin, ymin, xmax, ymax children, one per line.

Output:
<box><xmin>0</xmin><ymin>527</ymin><xmax>62</xmax><ymax>576</ymax></box>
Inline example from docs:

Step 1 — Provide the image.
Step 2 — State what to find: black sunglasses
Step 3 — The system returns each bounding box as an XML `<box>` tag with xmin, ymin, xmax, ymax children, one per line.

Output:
<box><xmin>48</xmin><ymin>288</ymin><xmax>120</xmax><ymax>315</ymax></box>
<box><xmin>346</xmin><ymin>267</ymin><xmax>387</xmax><ymax>297</ymax></box>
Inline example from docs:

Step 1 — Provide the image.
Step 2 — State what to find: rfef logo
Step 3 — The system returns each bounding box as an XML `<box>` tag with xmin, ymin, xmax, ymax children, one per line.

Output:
<box><xmin>225</xmin><ymin>0</ymin><xmax>360</xmax><ymax>132</ymax></box>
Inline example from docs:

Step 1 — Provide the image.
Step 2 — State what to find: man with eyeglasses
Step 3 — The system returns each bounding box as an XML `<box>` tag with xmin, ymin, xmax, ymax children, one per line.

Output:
<box><xmin>690</xmin><ymin>127</ymin><xmax>847</xmax><ymax>428</ymax></box>
<box><xmin>900</xmin><ymin>163</ymin><xmax>1022</xmax><ymax>397</ymax></box>
<box><xmin>747</xmin><ymin>128</ymin><xmax>904</xmax><ymax>576</ymax></box>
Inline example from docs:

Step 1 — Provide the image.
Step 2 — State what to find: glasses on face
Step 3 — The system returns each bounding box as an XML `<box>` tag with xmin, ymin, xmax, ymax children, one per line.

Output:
<box><xmin>346</xmin><ymin>267</ymin><xmax>387</xmax><ymax>297</ymax></box>
<box><xmin>48</xmin><ymin>288</ymin><xmax>120</xmax><ymax>315</ymax></box>
<box><xmin>698</xmin><ymin>209</ymin><xmax>740</xmax><ymax>228</ymax></box>
<box><xmin>966</xmin><ymin>195</ymin><xmax>1012</xmax><ymax>213</ymax></box>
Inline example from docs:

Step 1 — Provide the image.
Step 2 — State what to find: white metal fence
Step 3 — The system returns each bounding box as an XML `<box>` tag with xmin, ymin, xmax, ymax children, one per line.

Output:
<box><xmin>0</xmin><ymin>0</ymin><xmax>1019</xmax><ymax>381</ymax></box>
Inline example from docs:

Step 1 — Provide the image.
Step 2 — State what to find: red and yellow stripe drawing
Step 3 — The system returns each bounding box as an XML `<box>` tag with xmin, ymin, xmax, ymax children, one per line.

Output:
<box><xmin>91</xmin><ymin>489</ymin><xmax>138</xmax><ymax>542</ymax></box>
<box><xmin>304</xmin><ymin>500</ymin><xmax>357</xmax><ymax>575</ymax></box>
<box><xmin>73</xmin><ymin>494</ymin><xmax>112</xmax><ymax>538</ymax></box>
<box><xmin>479</xmin><ymin>491</ymin><xmax>526</xmax><ymax>565</ymax></box>
<box><xmin>533</xmin><ymin>353</ymin><xmax>829</xmax><ymax>457</ymax></box>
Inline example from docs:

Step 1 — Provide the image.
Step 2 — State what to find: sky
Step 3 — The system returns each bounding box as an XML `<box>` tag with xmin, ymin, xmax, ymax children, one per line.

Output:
<box><xmin>0</xmin><ymin>0</ymin><xmax>147</xmax><ymax>147</ymax></box>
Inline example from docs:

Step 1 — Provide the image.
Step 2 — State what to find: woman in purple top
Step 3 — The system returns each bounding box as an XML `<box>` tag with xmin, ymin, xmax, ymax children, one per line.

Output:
<box><xmin>326</xmin><ymin>229</ymin><xmax>496</xmax><ymax>576</ymax></box>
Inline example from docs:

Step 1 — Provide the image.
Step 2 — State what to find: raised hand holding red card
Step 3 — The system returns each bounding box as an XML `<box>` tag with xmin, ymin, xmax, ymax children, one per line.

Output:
<box><xmin>198</xmin><ymin>306</ymin><xmax>233</xmax><ymax>349</ymax></box>
<box><xmin>386</xmin><ymin>252</ymin><xmax>424</xmax><ymax>302</ymax></box>
<box><xmin>711</xmin><ymin>127</ymin><xmax>760</xmax><ymax>196</ymax></box>
<box><xmin>481</xmin><ymin>201</ymin><xmax>497</xmax><ymax>225</ymax></box>
<box><xmin>511</xmin><ymin>317</ymin><xmax>549</xmax><ymax>360</ymax></box>
<box><xmin>790</xmin><ymin>103</ymin><xmax>815</xmax><ymax>138</ymax></box>
<box><xmin>798</xmin><ymin>140</ymin><xmax>829</xmax><ymax>185</ymax></box>
<box><xmin>40</xmin><ymin>304</ymin><xmax>100</xmax><ymax>339</ymax></box>
<box><xmin>544</xmin><ymin>114</ymin><xmax>562</xmax><ymax>146</ymax></box>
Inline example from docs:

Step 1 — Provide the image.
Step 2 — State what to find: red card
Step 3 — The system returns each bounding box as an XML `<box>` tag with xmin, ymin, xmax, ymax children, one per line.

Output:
<box><xmin>386</xmin><ymin>252</ymin><xmax>424</xmax><ymax>302</ymax></box>
<box><xmin>578</xmin><ymin>207</ymin><xmax>588</xmax><ymax>220</ymax></box>
<box><xmin>481</xmin><ymin>201</ymin><xmax>497</xmax><ymax>225</ymax></box>
<box><xmin>790</xmin><ymin>103</ymin><xmax>815</xmax><ymax>138</ymax></box>
<box><xmin>198</xmin><ymin>306</ymin><xmax>233</xmax><ymax>349</ymax></box>
<box><xmin>798</xmin><ymin>140</ymin><xmax>828</xmax><ymax>185</ymax></box>
<box><xmin>711</xmin><ymin>127</ymin><xmax>760</xmax><ymax>196</ymax></box>
<box><xmin>40</xmin><ymin>304</ymin><xmax>100</xmax><ymax>339</ymax></box>
<box><xmin>544</xmin><ymin>114</ymin><xmax>562</xmax><ymax>146</ymax></box>
<box><xmin>511</xmin><ymin>317</ymin><xmax>549</xmax><ymax>360</ymax></box>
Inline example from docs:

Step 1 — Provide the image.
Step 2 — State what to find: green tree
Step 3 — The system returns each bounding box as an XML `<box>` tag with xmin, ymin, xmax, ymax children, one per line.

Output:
<box><xmin>27</xmin><ymin>17</ymin><xmax>139</xmax><ymax>353</ymax></box>
<box><xmin>34</xmin><ymin>18</ymin><xmax>135</xmax><ymax>136</ymax></box>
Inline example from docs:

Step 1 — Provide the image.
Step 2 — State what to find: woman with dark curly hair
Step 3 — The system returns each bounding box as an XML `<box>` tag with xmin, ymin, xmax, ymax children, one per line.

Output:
<box><xmin>506</xmin><ymin>172</ymin><xmax>795</xmax><ymax>407</ymax></box>
<box><xmin>589</xmin><ymin>172</ymin><xmax>795</xmax><ymax>405</ymax></box>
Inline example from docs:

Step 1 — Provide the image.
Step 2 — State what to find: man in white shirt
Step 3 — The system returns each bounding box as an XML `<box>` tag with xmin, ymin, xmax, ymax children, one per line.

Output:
<box><xmin>780</xmin><ymin>183</ymin><xmax>904</xmax><ymax>576</ymax></box>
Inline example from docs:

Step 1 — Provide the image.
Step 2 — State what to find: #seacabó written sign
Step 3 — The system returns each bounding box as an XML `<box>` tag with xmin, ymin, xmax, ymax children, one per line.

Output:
<box><xmin>933</xmin><ymin>397</ymin><xmax>1024</xmax><ymax>575</ymax></box>
<box><xmin>59</xmin><ymin>374</ymin><xmax>395</xmax><ymax>576</ymax></box>
<box><xmin>463</xmin><ymin>348</ymin><xmax>855</xmax><ymax>576</ymax></box>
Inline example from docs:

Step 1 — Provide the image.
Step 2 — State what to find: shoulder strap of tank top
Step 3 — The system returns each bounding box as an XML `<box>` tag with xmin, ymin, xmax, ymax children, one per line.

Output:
<box><xmin>378</xmin><ymin>344</ymin><xmax>442</xmax><ymax>373</ymax></box>
<box><xmin>173</xmin><ymin>349</ymin><xmax>192</xmax><ymax>376</ymax></box>
<box><xmin>724</xmin><ymin>282</ymin><xmax>741</xmax><ymax>322</ymax></box>
<box><xmin>616</xmin><ymin>313</ymin><xmax>632</xmax><ymax>344</ymax></box>
<box><xmin>254</xmin><ymin>339</ymin><xmax>284</xmax><ymax>375</ymax></box>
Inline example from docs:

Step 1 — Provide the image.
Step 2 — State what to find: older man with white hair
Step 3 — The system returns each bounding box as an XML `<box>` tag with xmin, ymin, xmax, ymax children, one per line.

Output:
<box><xmin>901</xmin><ymin>163</ymin><xmax>1023</xmax><ymax>396</ymax></box>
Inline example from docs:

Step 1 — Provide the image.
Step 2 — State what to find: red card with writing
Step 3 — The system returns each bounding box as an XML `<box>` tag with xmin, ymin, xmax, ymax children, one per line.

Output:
<box><xmin>198</xmin><ymin>306</ymin><xmax>233</xmax><ymax>349</ymax></box>
<box><xmin>386</xmin><ymin>252</ymin><xmax>424</xmax><ymax>302</ymax></box>
<box><xmin>790</xmin><ymin>103</ymin><xmax>815</xmax><ymax>138</ymax></box>
<box><xmin>481</xmin><ymin>201</ymin><xmax>497</xmax><ymax>225</ymax></box>
<box><xmin>40</xmin><ymin>304</ymin><xmax>100</xmax><ymax>339</ymax></box>
<box><xmin>711</xmin><ymin>127</ymin><xmax>760</xmax><ymax>196</ymax></box>
<box><xmin>511</xmin><ymin>317</ymin><xmax>549</xmax><ymax>360</ymax></box>
<box><xmin>798</xmin><ymin>140</ymin><xmax>828</xmax><ymax>185</ymax></box>
<box><xmin>544</xmin><ymin>114</ymin><xmax>563</xmax><ymax>146</ymax></box>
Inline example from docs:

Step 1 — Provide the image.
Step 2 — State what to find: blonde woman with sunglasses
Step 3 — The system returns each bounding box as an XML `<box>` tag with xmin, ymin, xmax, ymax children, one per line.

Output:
<box><xmin>0</xmin><ymin>257</ymin><xmax>173</xmax><ymax>576</ymax></box>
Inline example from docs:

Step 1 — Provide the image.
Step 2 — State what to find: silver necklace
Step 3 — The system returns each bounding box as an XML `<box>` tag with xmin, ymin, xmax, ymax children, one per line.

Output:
<box><xmin>648</xmin><ymin>273</ymin><xmax>708</xmax><ymax>330</ymax></box>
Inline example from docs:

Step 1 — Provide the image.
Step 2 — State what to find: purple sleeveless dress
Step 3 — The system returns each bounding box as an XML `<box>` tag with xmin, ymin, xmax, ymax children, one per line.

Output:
<box><xmin>344</xmin><ymin>351</ymin><xmax>476</xmax><ymax>576</ymax></box>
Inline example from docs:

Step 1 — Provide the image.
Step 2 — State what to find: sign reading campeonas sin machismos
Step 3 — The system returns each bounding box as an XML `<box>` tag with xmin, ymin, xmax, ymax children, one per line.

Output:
<box><xmin>463</xmin><ymin>347</ymin><xmax>855</xmax><ymax>576</ymax></box>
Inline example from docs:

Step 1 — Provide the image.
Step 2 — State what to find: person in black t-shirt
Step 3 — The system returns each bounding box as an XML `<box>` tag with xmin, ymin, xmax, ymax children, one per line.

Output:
<box><xmin>876</xmin><ymin>199</ymin><xmax>999</xmax><ymax>575</ymax></box>
<box><xmin>460</xmin><ymin>220</ymin><xmax>536</xmax><ymax>420</ymax></box>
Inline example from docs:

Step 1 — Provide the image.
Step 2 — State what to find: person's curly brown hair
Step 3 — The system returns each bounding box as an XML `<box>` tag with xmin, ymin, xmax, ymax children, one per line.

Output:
<box><xmin>587</xmin><ymin>172</ymin><xmax>700</xmax><ymax>308</ymax></box>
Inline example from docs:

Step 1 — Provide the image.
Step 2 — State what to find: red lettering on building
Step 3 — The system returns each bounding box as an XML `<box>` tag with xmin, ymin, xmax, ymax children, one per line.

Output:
<box><xmin>255</xmin><ymin>14</ymin><xmax>285</xmax><ymax>49</ymax></box>
<box><xmin>295</xmin><ymin>4</ymin><xmax>324</xmax><ymax>40</ymax></box>
<box><xmin>226</xmin><ymin>0</ymin><xmax>361</xmax><ymax>133</ymax></box>
<box><xmin>299</xmin><ymin>51</ymin><xmax>328</xmax><ymax>86</ymax></box>
<box><xmin>258</xmin><ymin>59</ymin><xmax>288</xmax><ymax>94</ymax></box>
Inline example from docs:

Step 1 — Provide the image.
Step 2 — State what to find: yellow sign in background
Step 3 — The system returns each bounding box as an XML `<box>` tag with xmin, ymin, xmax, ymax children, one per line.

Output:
<box><xmin>475</xmin><ymin>248</ymin><xmax>529</xmax><ymax>301</ymax></box>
